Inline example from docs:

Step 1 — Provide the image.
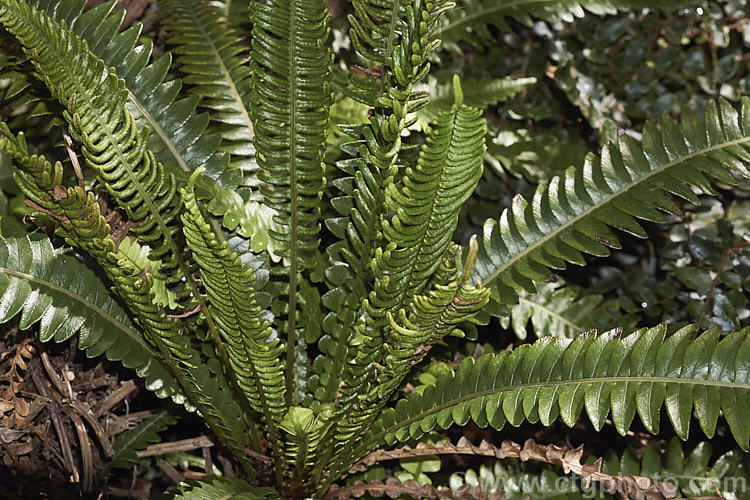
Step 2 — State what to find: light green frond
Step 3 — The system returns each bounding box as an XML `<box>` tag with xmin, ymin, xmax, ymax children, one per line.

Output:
<box><xmin>356</xmin><ymin>323</ymin><xmax>750</xmax><ymax>473</ymax></box>
<box><xmin>367</xmin><ymin>82</ymin><xmax>486</xmax><ymax>325</ymax></box>
<box><xmin>180</xmin><ymin>169</ymin><xmax>286</xmax><ymax>430</ymax></box>
<box><xmin>475</xmin><ymin>98</ymin><xmax>750</xmax><ymax>306</ymax></box>
<box><xmin>502</xmin><ymin>281</ymin><xmax>605</xmax><ymax>340</ymax></box>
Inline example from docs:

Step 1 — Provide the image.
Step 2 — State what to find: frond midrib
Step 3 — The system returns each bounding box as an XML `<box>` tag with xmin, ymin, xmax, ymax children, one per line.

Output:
<box><xmin>285</xmin><ymin>0</ymin><xmax>300</xmax><ymax>407</ymax></box>
<box><xmin>1</xmin><ymin>266</ymin><xmax>146</xmax><ymax>346</ymax></box>
<box><xmin>358</xmin><ymin>373</ymin><xmax>750</xmax><ymax>454</ymax></box>
<box><xmin>478</xmin><ymin>136</ymin><xmax>750</xmax><ymax>288</ymax></box>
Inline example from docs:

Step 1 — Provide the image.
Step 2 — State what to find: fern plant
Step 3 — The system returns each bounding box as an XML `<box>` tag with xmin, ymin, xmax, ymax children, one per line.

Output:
<box><xmin>0</xmin><ymin>0</ymin><xmax>749</xmax><ymax>498</ymax></box>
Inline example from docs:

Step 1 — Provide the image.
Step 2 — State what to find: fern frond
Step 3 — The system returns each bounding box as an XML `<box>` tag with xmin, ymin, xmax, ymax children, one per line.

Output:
<box><xmin>441</xmin><ymin>0</ymin><xmax>702</xmax><ymax>49</ymax></box>
<box><xmin>502</xmin><ymin>282</ymin><xmax>605</xmax><ymax>340</ymax></box>
<box><xmin>279</xmin><ymin>405</ymin><xmax>335</xmax><ymax>492</ymax></box>
<box><xmin>0</xmin><ymin>221</ymin><xmax>181</xmax><ymax>403</ymax></box>
<box><xmin>355</xmin><ymin>323</ymin><xmax>750</xmax><ymax>473</ymax></box>
<box><xmin>0</xmin><ymin>0</ymin><xmax>184</xmax><ymax>273</ymax></box>
<box><xmin>25</xmin><ymin>0</ymin><xmax>275</xmax><ymax>251</ymax></box>
<box><xmin>160</xmin><ymin>0</ymin><xmax>255</xmax><ymax>173</ymax></box>
<box><xmin>475</xmin><ymin>98</ymin><xmax>750</xmax><ymax>306</ymax></box>
<box><xmin>250</xmin><ymin>0</ymin><xmax>334</xmax><ymax>406</ymax></box>
<box><xmin>367</xmin><ymin>82</ymin><xmax>486</xmax><ymax>324</ymax></box>
<box><xmin>180</xmin><ymin>169</ymin><xmax>286</xmax><ymax>431</ymax></box>
<box><xmin>319</xmin><ymin>0</ymin><xmax>453</xmax><ymax>406</ymax></box>
<box><xmin>107</xmin><ymin>410</ymin><xmax>179</xmax><ymax>471</ymax></box>
<box><xmin>153</xmin><ymin>476</ymin><xmax>280</xmax><ymax>500</ymax></box>
<box><xmin>0</xmin><ymin>124</ymin><xmax>254</xmax><ymax>475</ymax></box>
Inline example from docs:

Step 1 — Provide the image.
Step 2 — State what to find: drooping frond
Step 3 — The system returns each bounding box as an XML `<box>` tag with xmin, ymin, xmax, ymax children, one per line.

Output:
<box><xmin>0</xmin><ymin>221</ymin><xmax>181</xmax><ymax>404</ymax></box>
<box><xmin>250</xmin><ymin>0</ymin><xmax>334</xmax><ymax>405</ymax></box>
<box><xmin>0</xmin><ymin>124</ymin><xmax>254</xmax><ymax>475</ymax></box>
<box><xmin>474</xmin><ymin>98</ymin><xmax>750</xmax><ymax>306</ymax></box>
<box><xmin>441</xmin><ymin>0</ymin><xmax>703</xmax><ymax>49</ymax></box>
<box><xmin>180</xmin><ymin>169</ymin><xmax>286</xmax><ymax>430</ymax></box>
<box><xmin>355</xmin><ymin>323</ymin><xmax>750</xmax><ymax>472</ymax></box>
<box><xmin>160</xmin><ymin>0</ymin><xmax>256</xmax><ymax>173</ymax></box>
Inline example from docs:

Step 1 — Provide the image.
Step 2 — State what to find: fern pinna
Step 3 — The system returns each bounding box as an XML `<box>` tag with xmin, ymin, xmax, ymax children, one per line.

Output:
<box><xmin>0</xmin><ymin>0</ymin><xmax>749</xmax><ymax>497</ymax></box>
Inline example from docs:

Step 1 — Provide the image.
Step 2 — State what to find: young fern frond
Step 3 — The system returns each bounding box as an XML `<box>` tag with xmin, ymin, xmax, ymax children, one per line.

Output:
<box><xmin>318</xmin><ymin>0</ymin><xmax>451</xmax><ymax>412</ymax></box>
<box><xmin>475</xmin><ymin>98</ymin><xmax>750</xmax><ymax>305</ymax></box>
<box><xmin>250</xmin><ymin>0</ymin><xmax>333</xmax><ymax>406</ymax></box>
<box><xmin>180</xmin><ymin>169</ymin><xmax>286</xmax><ymax>432</ymax></box>
<box><xmin>160</xmin><ymin>0</ymin><xmax>256</xmax><ymax>173</ymax></box>
<box><xmin>354</xmin><ymin>323</ymin><xmax>750</xmax><ymax>473</ymax></box>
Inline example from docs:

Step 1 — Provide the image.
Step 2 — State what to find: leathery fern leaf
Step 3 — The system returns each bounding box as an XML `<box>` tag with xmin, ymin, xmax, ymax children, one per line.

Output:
<box><xmin>160</xmin><ymin>0</ymin><xmax>256</xmax><ymax>173</ymax></box>
<box><xmin>475</xmin><ymin>98</ymin><xmax>750</xmax><ymax>305</ymax></box>
<box><xmin>357</xmin><ymin>323</ymin><xmax>750</xmax><ymax>470</ymax></box>
<box><xmin>250</xmin><ymin>0</ymin><xmax>333</xmax><ymax>268</ymax></box>
<box><xmin>0</xmin><ymin>221</ymin><xmax>181</xmax><ymax>403</ymax></box>
<box><xmin>153</xmin><ymin>476</ymin><xmax>280</xmax><ymax>500</ymax></box>
<box><xmin>0</xmin><ymin>0</ymin><xmax>183</xmax><ymax>274</ymax></box>
<box><xmin>180</xmin><ymin>168</ymin><xmax>286</xmax><ymax>429</ymax></box>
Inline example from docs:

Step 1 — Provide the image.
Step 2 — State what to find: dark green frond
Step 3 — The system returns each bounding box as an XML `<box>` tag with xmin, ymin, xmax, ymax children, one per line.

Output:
<box><xmin>160</xmin><ymin>0</ymin><xmax>256</xmax><ymax>173</ymax></box>
<box><xmin>441</xmin><ymin>0</ymin><xmax>703</xmax><ymax>49</ymax></box>
<box><xmin>0</xmin><ymin>220</ymin><xmax>182</xmax><ymax>404</ymax></box>
<box><xmin>250</xmin><ymin>0</ymin><xmax>334</xmax><ymax>406</ymax></box>
<box><xmin>250</xmin><ymin>0</ymin><xmax>333</xmax><ymax>268</ymax></box>
<box><xmin>358</xmin><ymin>324</ymin><xmax>750</xmax><ymax>467</ymax></box>
<box><xmin>181</xmin><ymin>169</ymin><xmax>286</xmax><ymax>429</ymax></box>
<box><xmin>475</xmin><ymin>98</ymin><xmax>750</xmax><ymax>306</ymax></box>
<box><xmin>107</xmin><ymin>410</ymin><xmax>179</xmax><ymax>471</ymax></box>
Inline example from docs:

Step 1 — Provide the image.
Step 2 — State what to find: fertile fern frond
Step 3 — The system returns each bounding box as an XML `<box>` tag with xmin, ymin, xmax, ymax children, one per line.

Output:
<box><xmin>441</xmin><ymin>0</ymin><xmax>702</xmax><ymax>50</ymax></box>
<box><xmin>367</xmin><ymin>80</ymin><xmax>486</xmax><ymax>325</ymax></box>
<box><xmin>318</xmin><ymin>0</ymin><xmax>453</xmax><ymax>407</ymax></box>
<box><xmin>180</xmin><ymin>169</ymin><xmax>286</xmax><ymax>429</ymax></box>
<box><xmin>160</xmin><ymin>0</ymin><xmax>256</xmax><ymax>173</ymax></box>
<box><xmin>474</xmin><ymin>98</ymin><xmax>750</xmax><ymax>306</ymax></box>
<box><xmin>356</xmin><ymin>323</ymin><xmax>750</xmax><ymax>473</ymax></box>
<box><xmin>0</xmin><ymin>0</ymin><xmax>183</xmax><ymax>273</ymax></box>
<box><xmin>0</xmin><ymin>221</ymin><xmax>181</xmax><ymax>403</ymax></box>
